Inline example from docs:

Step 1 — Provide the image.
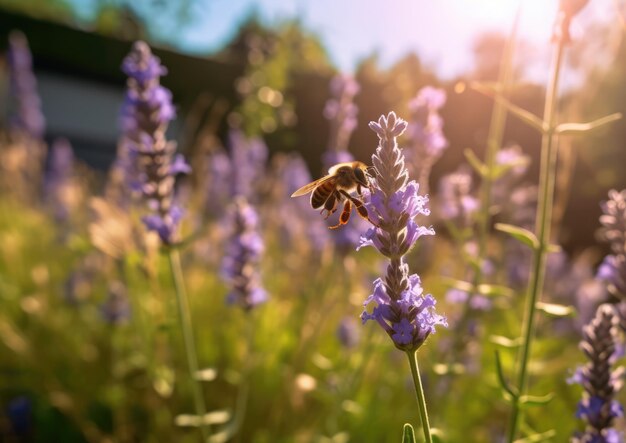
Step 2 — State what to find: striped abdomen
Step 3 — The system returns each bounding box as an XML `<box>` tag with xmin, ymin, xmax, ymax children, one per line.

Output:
<box><xmin>310</xmin><ymin>179</ymin><xmax>337</xmax><ymax>209</ymax></box>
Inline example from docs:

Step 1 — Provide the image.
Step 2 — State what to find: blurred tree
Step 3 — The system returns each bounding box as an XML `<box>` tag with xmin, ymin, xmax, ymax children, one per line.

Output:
<box><xmin>0</xmin><ymin>0</ymin><xmax>73</xmax><ymax>21</ymax></box>
<box><xmin>220</xmin><ymin>15</ymin><xmax>333</xmax><ymax>138</ymax></box>
<box><xmin>93</xmin><ymin>4</ymin><xmax>146</xmax><ymax>41</ymax></box>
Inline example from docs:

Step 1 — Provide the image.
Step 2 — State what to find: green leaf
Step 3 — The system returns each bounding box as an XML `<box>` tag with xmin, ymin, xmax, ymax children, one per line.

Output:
<box><xmin>471</xmin><ymin>82</ymin><xmax>546</xmax><ymax>133</ymax></box>
<box><xmin>477</xmin><ymin>284</ymin><xmax>515</xmax><ymax>298</ymax></box>
<box><xmin>514</xmin><ymin>429</ymin><xmax>556</xmax><ymax>443</ymax></box>
<box><xmin>536</xmin><ymin>302</ymin><xmax>575</xmax><ymax>317</ymax></box>
<box><xmin>441</xmin><ymin>278</ymin><xmax>474</xmax><ymax>293</ymax></box>
<box><xmin>464</xmin><ymin>148</ymin><xmax>488</xmax><ymax>176</ymax></box>
<box><xmin>491</xmin><ymin>156</ymin><xmax>530</xmax><ymax>180</ymax></box>
<box><xmin>494</xmin><ymin>350</ymin><xmax>518</xmax><ymax>401</ymax></box>
<box><xmin>495</xmin><ymin>223</ymin><xmax>539</xmax><ymax>249</ymax></box>
<box><xmin>519</xmin><ymin>392</ymin><xmax>555</xmax><ymax>408</ymax></box>
<box><xmin>489</xmin><ymin>335</ymin><xmax>523</xmax><ymax>349</ymax></box>
<box><xmin>547</xmin><ymin>243</ymin><xmax>562</xmax><ymax>253</ymax></box>
<box><xmin>402</xmin><ymin>423</ymin><xmax>416</xmax><ymax>443</ymax></box>
<box><xmin>555</xmin><ymin>113</ymin><xmax>622</xmax><ymax>135</ymax></box>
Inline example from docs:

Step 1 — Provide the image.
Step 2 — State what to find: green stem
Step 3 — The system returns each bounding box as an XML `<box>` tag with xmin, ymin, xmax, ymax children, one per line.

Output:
<box><xmin>506</xmin><ymin>22</ymin><xmax>565</xmax><ymax>443</ymax></box>
<box><xmin>167</xmin><ymin>248</ymin><xmax>210</xmax><ymax>441</ymax></box>
<box><xmin>233</xmin><ymin>310</ymin><xmax>257</xmax><ymax>443</ymax></box>
<box><xmin>406</xmin><ymin>351</ymin><xmax>432</xmax><ymax>443</ymax></box>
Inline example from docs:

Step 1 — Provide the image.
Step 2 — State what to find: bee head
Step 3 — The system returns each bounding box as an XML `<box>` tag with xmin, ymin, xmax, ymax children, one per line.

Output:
<box><xmin>353</xmin><ymin>165</ymin><xmax>369</xmax><ymax>187</ymax></box>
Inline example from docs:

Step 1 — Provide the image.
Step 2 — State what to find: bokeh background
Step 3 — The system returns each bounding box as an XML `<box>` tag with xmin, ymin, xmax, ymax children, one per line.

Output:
<box><xmin>0</xmin><ymin>0</ymin><xmax>625</xmax><ymax>442</ymax></box>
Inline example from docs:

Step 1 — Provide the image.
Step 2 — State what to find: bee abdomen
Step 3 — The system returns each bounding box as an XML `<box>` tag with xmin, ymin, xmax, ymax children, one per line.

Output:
<box><xmin>311</xmin><ymin>181</ymin><xmax>335</xmax><ymax>209</ymax></box>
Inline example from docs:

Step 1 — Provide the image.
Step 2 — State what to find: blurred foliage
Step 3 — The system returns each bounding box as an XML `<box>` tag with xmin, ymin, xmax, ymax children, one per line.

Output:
<box><xmin>0</xmin><ymin>0</ymin><xmax>73</xmax><ymax>22</ymax></box>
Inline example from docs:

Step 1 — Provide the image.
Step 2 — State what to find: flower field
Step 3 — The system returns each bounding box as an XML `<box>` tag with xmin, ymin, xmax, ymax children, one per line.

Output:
<box><xmin>1</xmin><ymin>1</ymin><xmax>626</xmax><ymax>442</ymax></box>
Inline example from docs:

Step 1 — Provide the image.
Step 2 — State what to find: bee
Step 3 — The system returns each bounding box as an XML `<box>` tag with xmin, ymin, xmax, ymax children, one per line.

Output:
<box><xmin>291</xmin><ymin>161</ymin><xmax>375</xmax><ymax>229</ymax></box>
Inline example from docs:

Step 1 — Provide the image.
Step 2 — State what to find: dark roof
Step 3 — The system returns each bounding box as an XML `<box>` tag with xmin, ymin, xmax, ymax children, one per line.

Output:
<box><xmin>0</xmin><ymin>9</ymin><xmax>243</xmax><ymax>109</ymax></box>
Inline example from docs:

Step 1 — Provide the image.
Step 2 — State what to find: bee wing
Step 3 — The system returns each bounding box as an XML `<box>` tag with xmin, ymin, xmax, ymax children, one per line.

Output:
<box><xmin>290</xmin><ymin>175</ymin><xmax>335</xmax><ymax>197</ymax></box>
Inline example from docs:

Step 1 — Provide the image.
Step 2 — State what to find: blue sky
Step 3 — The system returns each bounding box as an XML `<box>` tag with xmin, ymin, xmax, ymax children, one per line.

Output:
<box><xmin>71</xmin><ymin>0</ymin><xmax>617</xmax><ymax>80</ymax></box>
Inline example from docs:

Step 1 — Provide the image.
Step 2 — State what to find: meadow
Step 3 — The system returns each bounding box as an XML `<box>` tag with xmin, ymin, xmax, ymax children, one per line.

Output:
<box><xmin>1</xmin><ymin>1</ymin><xmax>626</xmax><ymax>442</ymax></box>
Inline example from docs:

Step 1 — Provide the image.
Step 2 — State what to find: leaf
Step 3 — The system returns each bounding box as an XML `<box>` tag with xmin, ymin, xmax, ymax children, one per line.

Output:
<box><xmin>494</xmin><ymin>350</ymin><xmax>518</xmax><ymax>401</ymax></box>
<box><xmin>489</xmin><ymin>335</ymin><xmax>523</xmax><ymax>349</ymax></box>
<box><xmin>491</xmin><ymin>156</ymin><xmax>530</xmax><ymax>180</ymax></box>
<box><xmin>555</xmin><ymin>113</ymin><xmax>622</xmax><ymax>135</ymax></box>
<box><xmin>402</xmin><ymin>423</ymin><xmax>416</xmax><ymax>443</ymax></box>
<box><xmin>547</xmin><ymin>243</ymin><xmax>562</xmax><ymax>254</ymax></box>
<box><xmin>495</xmin><ymin>223</ymin><xmax>539</xmax><ymax>249</ymax></box>
<box><xmin>536</xmin><ymin>302</ymin><xmax>575</xmax><ymax>317</ymax></box>
<box><xmin>519</xmin><ymin>393</ymin><xmax>555</xmax><ymax>408</ymax></box>
<box><xmin>464</xmin><ymin>148</ymin><xmax>488</xmax><ymax>176</ymax></box>
<box><xmin>514</xmin><ymin>429</ymin><xmax>557</xmax><ymax>443</ymax></box>
<box><xmin>441</xmin><ymin>278</ymin><xmax>474</xmax><ymax>293</ymax></box>
<box><xmin>477</xmin><ymin>284</ymin><xmax>515</xmax><ymax>298</ymax></box>
<box><xmin>471</xmin><ymin>82</ymin><xmax>546</xmax><ymax>133</ymax></box>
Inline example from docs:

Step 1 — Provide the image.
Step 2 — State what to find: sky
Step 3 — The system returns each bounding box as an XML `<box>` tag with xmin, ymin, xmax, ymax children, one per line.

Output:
<box><xmin>71</xmin><ymin>0</ymin><xmax>620</xmax><ymax>81</ymax></box>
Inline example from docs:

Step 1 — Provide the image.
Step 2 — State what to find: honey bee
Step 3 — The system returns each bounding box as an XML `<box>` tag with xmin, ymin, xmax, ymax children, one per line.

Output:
<box><xmin>291</xmin><ymin>161</ymin><xmax>375</xmax><ymax>229</ymax></box>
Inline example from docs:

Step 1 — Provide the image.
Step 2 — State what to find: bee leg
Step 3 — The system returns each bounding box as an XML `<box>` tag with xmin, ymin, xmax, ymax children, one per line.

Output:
<box><xmin>321</xmin><ymin>192</ymin><xmax>338</xmax><ymax>219</ymax></box>
<box><xmin>339</xmin><ymin>190</ymin><xmax>379</xmax><ymax>227</ymax></box>
<box><xmin>329</xmin><ymin>200</ymin><xmax>351</xmax><ymax>230</ymax></box>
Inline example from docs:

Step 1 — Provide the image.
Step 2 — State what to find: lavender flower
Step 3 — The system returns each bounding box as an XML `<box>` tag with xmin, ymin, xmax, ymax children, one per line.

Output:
<box><xmin>492</xmin><ymin>145</ymin><xmax>531</xmax><ymax>209</ymax></box>
<box><xmin>320</xmin><ymin>74</ymin><xmax>366</xmax><ymax>248</ymax></box>
<box><xmin>337</xmin><ymin>316</ymin><xmax>361</xmax><ymax>349</ymax></box>
<box><xmin>45</xmin><ymin>138</ymin><xmax>78</xmax><ymax>223</ymax></box>
<box><xmin>436</xmin><ymin>167</ymin><xmax>479</xmax><ymax>228</ymax></box>
<box><xmin>323</xmin><ymin>74</ymin><xmax>360</xmax><ymax>167</ymax></box>
<box><xmin>119</xmin><ymin>41</ymin><xmax>189</xmax><ymax>245</ymax></box>
<box><xmin>405</xmin><ymin>86</ymin><xmax>448</xmax><ymax>193</ymax></box>
<box><xmin>229</xmin><ymin>130</ymin><xmax>268</xmax><ymax>199</ymax></box>
<box><xmin>599</xmin><ymin>190</ymin><xmax>626</xmax><ymax>257</ymax></box>
<box><xmin>569</xmin><ymin>304</ymin><xmax>624</xmax><ymax>443</ymax></box>
<box><xmin>359</xmin><ymin>112</ymin><xmax>446</xmax><ymax>352</ymax></box>
<box><xmin>596</xmin><ymin>190</ymin><xmax>626</xmax><ymax>314</ymax></box>
<box><xmin>221</xmin><ymin>198</ymin><xmax>267</xmax><ymax>310</ymax></box>
<box><xmin>7</xmin><ymin>31</ymin><xmax>45</xmax><ymax>140</ymax></box>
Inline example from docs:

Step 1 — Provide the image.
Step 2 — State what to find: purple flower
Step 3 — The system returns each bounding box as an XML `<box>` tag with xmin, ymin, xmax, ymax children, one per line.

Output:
<box><xmin>119</xmin><ymin>41</ymin><xmax>190</xmax><ymax>245</ymax></box>
<box><xmin>405</xmin><ymin>86</ymin><xmax>448</xmax><ymax>192</ymax></box>
<box><xmin>358</xmin><ymin>112</ymin><xmax>445</xmax><ymax>352</ymax></box>
<box><xmin>596</xmin><ymin>190</ymin><xmax>626</xmax><ymax>318</ymax></box>
<box><xmin>45</xmin><ymin>138</ymin><xmax>77</xmax><ymax>223</ymax></box>
<box><xmin>597</xmin><ymin>255</ymin><xmax>626</xmax><ymax>302</ymax></box>
<box><xmin>323</xmin><ymin>74</ymin><xmax>360</xmax><ymax>158</ymax></box>
<box><xmin>228</xmin><ymin>130</ymin><xmax>269</xmax><ymax>199</ymax></box>
<box><xmin>142</xmin><ymin>205</ymin><xmax>184</xmax><ymax>245</ymax></box>
<box><xmin>491</xmin><ymin>145</ymin><xmax>531</xmax><ymax>208</ymax></box>
<box><xmin>321</xmin><ymin>74</ymin><xmax>365</xmax><ymax>248</ymax></box>
<box><xmin>221</xmin><ymin>198</ymin><xmax>267</xmax><ymax>310</ymax></box>
<box><xmin>570</xmin><ymin>304</ymin><xmax>624</xmax><ymax>442</ymax></box>
<box><xmin>436</xmin><ymin>167</ymin><xmax>479</xmax><ymax>227</ymax></box>
<box><xmin>7</xmin><ymin>31</ymin><xmax>45</xmax><ymax>140</ymax></box>
<box><xmin>599</xmin><ymin>190</ymin><xmax>626</xmax><ymax>256</ymax></box>
<box><xmin>445</xmin><ymin>288</ymin><xmax>492</xmax><ymax>311</ymax></box>
<box><xmin>337</xmin><ymin>316</ymin><xmax>361</xmax><ymax>349</ymax></box>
